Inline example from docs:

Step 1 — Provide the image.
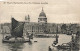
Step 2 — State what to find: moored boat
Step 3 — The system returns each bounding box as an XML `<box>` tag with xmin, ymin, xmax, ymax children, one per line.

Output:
<box><xmin>2</xmin><ymin>18</ymin><xmax>30</xmax><ymax>43</ymax></box>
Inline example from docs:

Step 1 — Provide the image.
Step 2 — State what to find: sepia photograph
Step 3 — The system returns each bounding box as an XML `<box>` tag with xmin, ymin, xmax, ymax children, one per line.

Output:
<box><xmin>0</xmin><ymin>0</ymin><xmax>80</xmax><ymax>51</ymax></box>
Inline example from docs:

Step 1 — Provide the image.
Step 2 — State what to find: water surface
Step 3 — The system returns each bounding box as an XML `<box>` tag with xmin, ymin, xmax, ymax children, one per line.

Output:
<box><xmin>0</xmin><ymin>34</ymin><xmax>71</xmax><ymax>51</ymax></box>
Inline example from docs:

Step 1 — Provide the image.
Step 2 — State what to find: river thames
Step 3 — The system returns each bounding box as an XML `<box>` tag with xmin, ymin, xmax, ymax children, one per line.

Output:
<box><xmin>0</xmin><ymin>34</ymin><xmax>71</xmax><ymax>51</ymax></box>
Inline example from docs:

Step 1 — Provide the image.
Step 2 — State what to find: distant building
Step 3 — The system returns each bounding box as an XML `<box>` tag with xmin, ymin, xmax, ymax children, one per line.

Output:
<box><xmin>24</xmin><ymin>22</ymin><xmax>44</xmax><ymax>34</ymax></box>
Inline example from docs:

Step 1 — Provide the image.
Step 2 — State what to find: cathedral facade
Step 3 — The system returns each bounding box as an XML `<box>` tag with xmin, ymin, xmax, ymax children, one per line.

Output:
<box><xmin>24</xmin><ymin>8</ymin><xmax>48</xmax><ymax>34</ymax></box>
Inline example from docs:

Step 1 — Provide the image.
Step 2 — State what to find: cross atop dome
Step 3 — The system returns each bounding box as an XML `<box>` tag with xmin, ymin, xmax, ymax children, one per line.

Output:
<box><xmin>42</xmin><ymin>7</ymin><xmax>44</xmax><ymax>12</ymax></box>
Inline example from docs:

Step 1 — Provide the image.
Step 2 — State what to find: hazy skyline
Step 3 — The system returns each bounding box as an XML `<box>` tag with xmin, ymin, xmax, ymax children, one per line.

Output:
<box><xmin>0</xmin><ymin>0</ymin><xmax>80</xmax><ymax>23</ymax></box>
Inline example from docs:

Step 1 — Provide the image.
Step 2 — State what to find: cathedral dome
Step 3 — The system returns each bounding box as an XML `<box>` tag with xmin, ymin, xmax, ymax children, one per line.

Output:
<box><xmin>39</xmin><ymin>7</ymin><xmax>46</xmax><ymax>17</ymax></box>
<box><xmin>39</xmin><ymin>11</ymin><xmax>46</xmax><ymax>17</ymax></box>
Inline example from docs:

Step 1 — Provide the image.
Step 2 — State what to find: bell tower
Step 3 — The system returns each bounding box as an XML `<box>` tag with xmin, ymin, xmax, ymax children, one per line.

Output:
<box><xmin>25</xmin><ymin>14</ymin><xmax>30</xmax><ymax>23</ymax></box>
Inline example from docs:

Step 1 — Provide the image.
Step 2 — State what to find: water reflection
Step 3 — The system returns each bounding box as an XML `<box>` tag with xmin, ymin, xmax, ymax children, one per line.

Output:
<box><xmin>8</xmin><ymin>43</ymin><xmax>24</xmax><ymax>51</ymax></box>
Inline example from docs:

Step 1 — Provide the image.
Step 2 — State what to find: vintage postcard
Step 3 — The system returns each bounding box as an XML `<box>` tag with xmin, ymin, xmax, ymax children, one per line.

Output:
<box><xmin>0</xmin><ymin>0</ymin><xmax>80</xmax><ymax>51</ymax></box>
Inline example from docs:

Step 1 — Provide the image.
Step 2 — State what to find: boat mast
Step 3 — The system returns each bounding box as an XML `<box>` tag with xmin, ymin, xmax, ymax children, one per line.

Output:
<box><xmin>32</xmin><ymin>26</ymin><xmax>33</xmax><ymax>39</ymax></box>
<box><xmin>2</xmin><ymin>28</ymin><xmax>4</xmax><ymax>39</ymax></box>
<box><xmin>38</xmin><ymin>26</ymin><xmax>39</xmax><ymax>34</ymax></box>
<box><xmin>56</xmin><ymin>24</ymin><xmax>58</xmax><ymax>35</ymax></box>
<box><xmin>56</xmin><ymin>24</ymin><xmax>58</xmax><ymax>43</ymax></box>
<box><xmin>53</xmin><ymin>24</ymin><xmax>58</xmax><ymax>45</ymax></box>
<box><xmin>32</xmin><ymin>26</ymin><xmax>33</xmax><ymax>34</ymax></box>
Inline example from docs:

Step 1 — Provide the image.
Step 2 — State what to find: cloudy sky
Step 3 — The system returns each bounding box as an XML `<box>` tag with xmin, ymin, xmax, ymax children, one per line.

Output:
<box><xmin>0</xmin><ymin>0</ymin><xmax>80</xmax><ymax>23</ymax></box>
